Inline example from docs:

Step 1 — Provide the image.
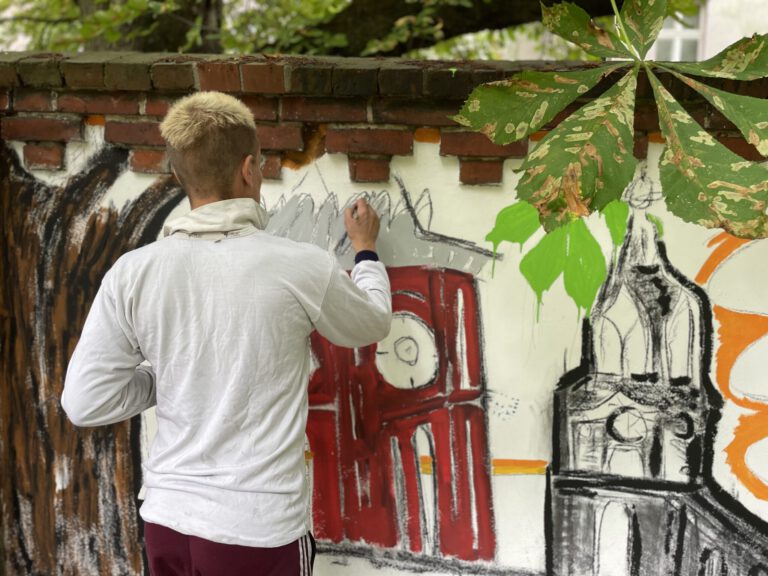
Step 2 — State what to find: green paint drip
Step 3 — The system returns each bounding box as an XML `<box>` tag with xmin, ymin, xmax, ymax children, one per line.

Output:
<box><xmin>520</xmin><ymin>224</ymin><xmax>568</xmax><ymax>320</ymax></box>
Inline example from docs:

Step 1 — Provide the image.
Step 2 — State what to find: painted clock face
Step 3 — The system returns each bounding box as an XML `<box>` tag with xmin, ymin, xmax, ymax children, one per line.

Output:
<box><xmin>375</xmin><ymin>312</ymin><xmax>439</xmax><ymax>389</ymax></box>
<box><xmin>607</xmin><ymin>407</ymin><xmax>648</xmax><ymax>443</ymax></box>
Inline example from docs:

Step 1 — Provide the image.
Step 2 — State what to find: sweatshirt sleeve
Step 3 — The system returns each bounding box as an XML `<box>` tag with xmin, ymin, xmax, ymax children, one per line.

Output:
<box><xmin>61</xmin><ymin>269</ymin><xmax>156</xmax><ymax>427</ymax></box>
<box><xmin>313</xmin><ymin>259</ymin><xmax>392</xmax><ymax>348</ymax></box>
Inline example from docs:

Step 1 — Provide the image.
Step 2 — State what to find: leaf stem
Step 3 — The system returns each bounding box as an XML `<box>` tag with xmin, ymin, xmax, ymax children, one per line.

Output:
<box><xmin>610</xmin><ymin>0</ymin><xmax>641</xmax><ymax>59</ymax></box>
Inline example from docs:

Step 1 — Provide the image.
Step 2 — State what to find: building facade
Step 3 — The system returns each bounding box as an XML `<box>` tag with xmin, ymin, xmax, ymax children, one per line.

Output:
<box><xmin>549</xmin><ymin>212</ymin><xmax>768</xmax><ymax>575</ymax></box>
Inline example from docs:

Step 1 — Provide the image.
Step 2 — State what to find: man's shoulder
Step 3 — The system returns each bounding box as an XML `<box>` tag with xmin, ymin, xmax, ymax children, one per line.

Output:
<box><xmin>112</xmin><ymin>240</ymin><xmax>166</xmax><ymax>267</ymax></box>
<box><xmin>257</xmin><ymin>233</ymin><xmax>332</xmax><ymax>262</ymax></box>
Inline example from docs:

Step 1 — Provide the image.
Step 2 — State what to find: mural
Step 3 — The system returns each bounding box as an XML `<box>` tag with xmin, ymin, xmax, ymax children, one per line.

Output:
<box><xmin>0</xmin><ymin>144</ymin><xmax>183</xmax><ymax>575</ymax></box>
<box><xmin>549</xmin><ymin>177</ymin><xmax>768</xmax><ymax>575</ymax></box>
<box><xmin>264</xmin><ymin>185</ymin><xmax>497</xmax><ymax>569</ymax></box>
<box><xmin>4</xmin><ymin>129</ymin><xmax>768</xmax><ymax>576</ymax></box>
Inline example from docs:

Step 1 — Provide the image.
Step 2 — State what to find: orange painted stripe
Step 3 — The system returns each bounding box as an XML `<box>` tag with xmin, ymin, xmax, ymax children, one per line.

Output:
<box><xmin>86</xmin><ymin>115</ymin><xmax>106</xmax><ymax>126</ymax></box>
<box><xmin>529</xmin><ymin>130</ymin><xmax>548</xmax><ymax>142</ymax></box>
<box><xmin>414</xmin><ymin>127</ymin><xmax>441</xmax><ymax>144</ymax></box>
<box><xmin>726</xmin><ymin>411</ymin><xmax>768</xmax><ymax>500</ymax></box>
<box><xmin>648</xmin><ymin>131</ymin><xmax>664</xmax><ymax>143</ymax></box>
<box><xmin>308</xmin><ymin>453</ymin><xmax>548</xmax><ymax>475</ymax></box>
<box><xmin>694</xmin><ymin>232</ymin><xmax>751</xmax><ymax>285</ymax></box>
<box><xmin>713</xmin><ymin>305</ymin><xmax>768</xmax><ymax>411</ymax></box>
<box><xmin>493</xmin><ymin>459</ymin><xmax>548</xmax><ymax>475</ymax></box>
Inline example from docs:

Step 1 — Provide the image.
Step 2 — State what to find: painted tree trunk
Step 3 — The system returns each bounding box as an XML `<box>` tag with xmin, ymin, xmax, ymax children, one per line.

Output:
<box><xmin>0</xmin><ymin>144</ymin><xmax>183</xmax><ymax>576</ymax></box>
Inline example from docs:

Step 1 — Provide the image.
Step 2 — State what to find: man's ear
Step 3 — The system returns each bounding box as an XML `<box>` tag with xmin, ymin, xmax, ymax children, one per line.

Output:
<box><xmin>171</xmin><ymin>165</ymin><xmax>181</xmax><ymax>186</ymax></box>
<box><xmin>241</xmin><ymin>154</ymin><xmax>254</xmax><ymax>186</ymax></box>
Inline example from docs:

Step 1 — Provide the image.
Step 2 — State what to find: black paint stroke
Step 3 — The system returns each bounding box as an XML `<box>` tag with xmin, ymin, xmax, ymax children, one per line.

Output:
<box><xmin>547</xmin><ymin>210</ymin><xmax>768</xmax><ymax>576</ymax></box>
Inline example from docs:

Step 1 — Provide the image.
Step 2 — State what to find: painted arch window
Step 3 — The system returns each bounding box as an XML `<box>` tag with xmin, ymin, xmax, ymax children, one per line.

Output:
<box><xmin>699</xmin><ymin>548</ymin><xmax>728</xmax><ymax>576</ymax></box>
<box><xmin>594</xmin><ymin>502</ymin><xmax>635</xmax><ymax>576</ymax></box>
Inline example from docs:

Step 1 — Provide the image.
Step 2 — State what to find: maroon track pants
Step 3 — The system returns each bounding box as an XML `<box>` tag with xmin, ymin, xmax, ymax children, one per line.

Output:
<box><xmin>144</xmin><ymin>522</ymin><xmax>316</xmax><ymax>576</ymax></box>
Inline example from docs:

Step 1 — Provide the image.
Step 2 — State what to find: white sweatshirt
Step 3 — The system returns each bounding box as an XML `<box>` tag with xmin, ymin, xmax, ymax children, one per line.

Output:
<box><xmin>62</xmin><ymin>198</ymin><xmax>392</xmax><ymax>547</ymax></box>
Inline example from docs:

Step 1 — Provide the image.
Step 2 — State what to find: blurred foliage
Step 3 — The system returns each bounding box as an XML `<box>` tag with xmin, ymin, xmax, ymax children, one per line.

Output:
<box><xmin>0</xmin><ymin>0</ymin><xmax>704</xmax><ymax>55</ymax></box>
<box><xmin>0</xmin><ymin>0</ymin><xmax>349</xmax><ymax>53</ymax></box>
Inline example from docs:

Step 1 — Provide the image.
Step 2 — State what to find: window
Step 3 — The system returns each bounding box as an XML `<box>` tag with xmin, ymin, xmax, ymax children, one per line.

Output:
<box><xmin>648</xmin><ymin>14</ymin><xmax>702</xmax><ymax>61</ymax></box>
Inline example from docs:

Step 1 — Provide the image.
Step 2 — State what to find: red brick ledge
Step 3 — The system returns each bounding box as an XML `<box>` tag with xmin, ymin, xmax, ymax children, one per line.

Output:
<box><xmin>0</xmin><ymin>52</ymin><xmax>764</xmax><ymax>184</ymax></box>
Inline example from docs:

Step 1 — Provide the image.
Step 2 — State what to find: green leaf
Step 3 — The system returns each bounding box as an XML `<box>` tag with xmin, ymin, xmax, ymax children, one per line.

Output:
<box><xmin>520</xmin><ymin>224</ymin><xmax>567</xmax><ymax>306</ymax></box>
<box><xmin>454</xmin><ymin>63</ymin><xmax>627</xmax><ymax>144</ymax></box>
<box><xmin>664</xmin><ymin>34</ymin><xmax>768</xmax><ymax>80</ymax></box>
<box><xmin>620</xmin><ymin>0</ymin><xmax>667</xmax><ymax>59</ymax></box>
<box><xmin>541</xmin><ymin>1</ymin><xmax>633</xmax><ymax>60</ymax></box>
<box><xmin>648</xmin><ymin>69</ymin><xmax>768</xmax><ymax>238</ymax></box>
<box><xmin>646</xmin><ymin>213</ymin><xmax>664</xmax><ymax>238</ymax></box>
<box><xmin>564</xmin><ymin>219</ymin><xmax>607</xmax><ymax>315</ymax></box>
<box><xmin>662</xmin><ymin>66</ymin><xmax>768</xmax><ymax>157</ymax></box>
<box><xmin>486</xmin><ymin>202</ymin><xmax>541</xmax><ymax>253</ymax></box>
<box><xmin>517</xmin><ymin>67</ymin><xmax>639</xmax><ymax>231</ymax></box>
<box><xmin>602</xmin><ymin>199</ymin><xmax>630</xmax><ymax>246</ymax></box>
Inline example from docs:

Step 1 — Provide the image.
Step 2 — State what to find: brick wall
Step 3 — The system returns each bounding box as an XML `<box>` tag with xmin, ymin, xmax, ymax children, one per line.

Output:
<box><xmin>0</xmin><ymin>52</ymin><xmax>764</xmax><ymax>185</ymax></box>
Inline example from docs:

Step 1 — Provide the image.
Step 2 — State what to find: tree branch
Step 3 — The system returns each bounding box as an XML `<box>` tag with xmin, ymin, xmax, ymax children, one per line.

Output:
<box><xmin>317</xmin><ymin>0</ymin><xmax>621</xmax><ymax>57</ymax></box>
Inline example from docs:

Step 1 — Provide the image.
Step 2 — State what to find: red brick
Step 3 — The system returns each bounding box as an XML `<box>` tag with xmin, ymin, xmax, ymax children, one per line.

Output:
<box><xmin>332</xmin><ymin>64</ymin><xmax>378</xmax><ymax>97</ymax></box>
<box><xmin>459</xmin><ymin>159</ymin><xmax>504</xmax><ymax>185</ymax></box>
<box><xmin>440</xmin><ymin>131</ymin><xmax>526</xmax><ymax>158</ymax></box>
<box><xmin>1</xmin><ymin>116</ymin><xmax>81</xmax><ymax>141</ymax></box>
<box><xmin>544</xmin><ymin>104</ymin><xmax>580</xmax><ymax>130</ymax></box>
<box><xmin>241</xmin><ymin>62</ymin><xmax>286</xmax><ymax>94</ymax></box>
<box><xmin>256</xmin><ymin>124</ymin><xmax>303</xmax><ymax>151</ymax></box>
<box><xmin>349</xmin><ymin>156</ymin><xmax>390</xmax><ymax>183</ymax></box>
<box><xmin>197</xmin><ymin>61</ymin><xmax>241</xmax><ymax>92</ymax></box>
<box><xmin>58</xmin><ymin>92</ymin><xmax>139</xmax><ymax>115</ymax></box>
<box><xmin>695</xmin><ymin>105</ymin><xmax>734</xmax><ymax>131</ymax></box>
<box><xmin>151</xmin><ymin>62</ymin><xmax>196</xmax><ymax>91</ymax></box>
<box><xmin>241</xmin><ymin>95</ymin><xmax>278</xmax><ymax>121</ymax></box>
<box><xmin>633</xmin><ymin>102</ymin><xmax>661</xmax><ymax>132</ymax></box>
<box><xmin>735</xmin><ymin>77</ymin><xmax>768</xmax><ymax>98</ymax></box>
<box><xmin>60</xmin><ymin>52</ymin><xmax>120</xmax><ymax>89</ymax></box>
<box><xmin>472</xmin><ymin>68</ymin><xmax>504</xmax><ymax>86</ymax></box>
<box><xmin>0</xmin><ymin>91</ymin><xmax>8</xmax><ymax>112</ymax></box>
<box><xmin>145</xmin><ymin>95</ymin><xmax>176</xmax><ymax>117</ymax></box>
<box><xmin>326</xmin><ymin>128</ymin><xmax>413</xmax><ymax>156</ymax></box>
<box><xmin>105</xmin><ymin>121</ymin><xmax>164</xmax><ymax>146</ymax></box>
<box><xmin>717</xmin><ymin>134</ymin><xmax>763</xmax><ymax>162</ymax></box>
<box><xmin>633</xmin><ymin>132</ymin><xmax>648</xmax><ymax>160</ymax></box>
<box><xmin>130</xmin><ymin>148</ymin><xmax>169</xmax><ymax>173</ymax></box>
<box><xmin>17</xmin><ymin>56</ymin><xmax>63</xmax><ymax>88</ymax></box>
<box><xmin>424</xmin><ymin>67</ymin><xmax>476</xmax><ymax>100</ymax></box>
<box><xmin>0</xmin><ymin>62</ymin><xmax>19</xmax><ymax>87</ymax></box>
<box><xmin>61</xmin><ymin>61</ymin><xmax>103</xmax><ymax>90</ymax></box>
<box><xmin>261</xmin><ymin>153</ymin><xmax>282</xmax><ymax>180</ymax></box>
<box><xmin>14</xmin><ymin>89</ymin><xmax>54</xmax><ymax>112</ymax></box>
<box><xmin>23</xmin><ymin>143</ymin><xmax>64</xmax><ymax>169</ymax></box>
<box><xmin>104</xmin><ymin>56</ymin><xmax>153</xmax><ymax>91</ymax></box>
<box><xmin>371</xmin><ymin>99</ymin><xmax>459</xmax><ymax>127</ymax></box>
<box><xmin>287</xmin><ymin>63</ymin><xmax>333</xmax><ymax>95</ymax></box>
<box><xmin>281</xmin><ymin>97</ymin><xmax>366</xmax><ymax>123</ymax></box>
<box><xmin>378</xmin><ymin>64</ymin><xmax>423</xmax><ymax>97</ymax></box>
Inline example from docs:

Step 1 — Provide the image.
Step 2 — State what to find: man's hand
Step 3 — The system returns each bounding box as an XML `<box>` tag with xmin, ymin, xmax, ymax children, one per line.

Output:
<box><xmin>344</xmin><ymin>198</ymin><xmax>380</xmax><ymax>253</ymax></box>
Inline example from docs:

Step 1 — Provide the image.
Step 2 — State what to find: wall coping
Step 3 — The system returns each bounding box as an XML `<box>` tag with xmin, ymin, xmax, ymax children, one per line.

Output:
<box><xmin>1</xmin><ymin>52</ymin><xmax>764</xmax><ymax>184</ymax></box>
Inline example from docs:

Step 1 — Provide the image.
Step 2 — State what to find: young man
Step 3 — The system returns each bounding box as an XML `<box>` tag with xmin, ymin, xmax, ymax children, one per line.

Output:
<box><xmin>61</xmin><ymin>92</ymin><xmax>392</xmax><ymax>576</ymax></box>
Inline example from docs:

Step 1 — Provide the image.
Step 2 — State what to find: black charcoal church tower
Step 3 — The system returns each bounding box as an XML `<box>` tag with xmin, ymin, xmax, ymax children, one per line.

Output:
<box><xmin>548</xmin><ymin>208</ymin><xmax>718</xmax><ymax>576</ymax></box>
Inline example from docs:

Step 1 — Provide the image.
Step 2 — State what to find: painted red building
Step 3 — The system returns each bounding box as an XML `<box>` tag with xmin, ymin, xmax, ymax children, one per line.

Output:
<box><xmin>299</xmin><ymin>191</ymin><xmax>496</xmax><ymax>562</ymax></box>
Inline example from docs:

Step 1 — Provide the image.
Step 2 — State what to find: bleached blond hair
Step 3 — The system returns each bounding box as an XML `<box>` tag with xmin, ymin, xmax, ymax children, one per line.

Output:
<box><xmin>160</xmin><ymin>92</ymin><xmax>258</xmax><ymax>199</ymax></box>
